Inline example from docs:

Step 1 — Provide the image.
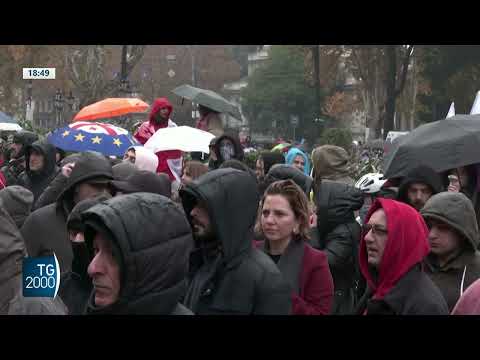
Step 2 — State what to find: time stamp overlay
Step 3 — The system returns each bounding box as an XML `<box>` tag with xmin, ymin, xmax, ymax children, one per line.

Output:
<box><xmin>23</xmin><ymin>68</ymin><xmax>56</xmax><ymax>80</ymax></box>
<box><xmin>23</xmin><ymin>67</ymin><xmax>59</xmax><ymax>298</ymax></box>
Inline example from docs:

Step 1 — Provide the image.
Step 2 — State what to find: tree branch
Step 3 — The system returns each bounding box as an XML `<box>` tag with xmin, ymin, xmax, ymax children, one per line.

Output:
<box><xmin>395</xmin><ymin>45</ymin><xmax>414</xmax><ymax>97</ymax></box>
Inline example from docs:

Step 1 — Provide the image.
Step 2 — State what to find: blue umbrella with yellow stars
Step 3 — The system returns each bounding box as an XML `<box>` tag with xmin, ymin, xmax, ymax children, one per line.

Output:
<box><xmin>47</xmin><ymin>121</ymin><xmax>139</xmax><ymax>157</ymax></box>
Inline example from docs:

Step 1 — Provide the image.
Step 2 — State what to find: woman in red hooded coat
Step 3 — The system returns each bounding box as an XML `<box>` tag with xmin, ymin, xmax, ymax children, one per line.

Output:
<box><xmin>355</xmin><ymin>198</ymin><xmax>449</xmax><ymax>315</ymax></box>
<box><xmin>134</xmin><ymin>98</ymin><xmax>182</xmax><ymax>182</ymax></box>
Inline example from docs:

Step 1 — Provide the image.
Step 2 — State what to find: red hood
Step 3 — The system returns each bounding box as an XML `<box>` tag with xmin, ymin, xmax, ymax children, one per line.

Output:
<box><xmin>149</xmin><ymin>98</ymin><xmax>173</xmax><ymax>124</ymax></box>
<box><xmin>359</xmin><ymin>198</ymin><xmax>430</xmax><ymax>300</ymax></box>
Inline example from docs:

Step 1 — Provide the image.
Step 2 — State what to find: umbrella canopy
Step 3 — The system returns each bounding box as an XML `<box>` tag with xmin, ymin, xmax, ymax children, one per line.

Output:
<box><xmin>0</xmin><ymin>112</ymin><xmax>22</xmax><ymax>131</ymax></box>
<box><xmin>48</xmin><ymin>121</ymin><xmax>139</xmax><ymax>157</ymax></box>
<box><xmin>172</xmin><ymin>84</ymin><xmax>242</xmax><ymax>120</ymax></box>
<box><xmin>271</xmin><ymin>143</ymin><xmax>291</xmax><ymax>153</ymax></box>
<box><xmin>383</xmin><ymin>115</ymin><xmax>480</xmax><ymax>179</ymax></box>
<box><xmin>73</xmin><ymin>98</ymin><xmax>149</xmax><ymax>122</ymax></box>
<box><xmin>144</xmin><ymin>126</ymin><xmax>215</xmax><ymax>154</ymax></box>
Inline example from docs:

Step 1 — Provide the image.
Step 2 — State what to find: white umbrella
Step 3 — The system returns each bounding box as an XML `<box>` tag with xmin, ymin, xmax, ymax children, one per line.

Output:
<box><xmin>446</xmin><ymin>102</ymin><xmax>455</xmax><ymax>118</ymax></box>
<box><xmin>470</xmin><ymin>91</ymin><xmax>480</xmax><ymax>115</ymax></box>
<box><xmin>0</xmin><ymin>123</ymin><xmax>22</xmax><ymax>131</ymax></box>
<box><xmin>144</xmin><ymin>126</ymin><xmax>216</xmax><ymax>154</ymax></box>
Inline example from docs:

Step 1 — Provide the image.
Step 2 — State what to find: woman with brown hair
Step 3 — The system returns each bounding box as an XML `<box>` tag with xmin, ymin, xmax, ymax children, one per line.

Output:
<box><xmin>255</xmin><ymin>179</ymin><xmax>334</xmax><ymax>315</ymax></box>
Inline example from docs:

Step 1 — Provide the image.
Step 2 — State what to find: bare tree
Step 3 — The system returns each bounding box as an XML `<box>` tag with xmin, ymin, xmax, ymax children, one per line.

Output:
<box><xmin>66</xmin><ymin>45</ymin><xmax>146</xmax><ymax>107</ymax></box>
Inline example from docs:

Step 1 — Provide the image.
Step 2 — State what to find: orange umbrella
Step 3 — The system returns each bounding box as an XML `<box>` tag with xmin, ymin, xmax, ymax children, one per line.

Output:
<box><xmin>72</xmin><ymin>98</ymin><xmax>149</xmax><ymax>122</ymax></box>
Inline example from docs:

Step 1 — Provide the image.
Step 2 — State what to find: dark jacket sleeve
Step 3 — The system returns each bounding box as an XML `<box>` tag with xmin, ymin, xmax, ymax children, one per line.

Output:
<box><xmin>323</xmin><ymin>224</ymin><xmax>354</xmax><ymax>271</ymax></box>
<box><xmin>292</xmin><ymin>252</ymin><xmax>334</xmax><ymax>315</ymax></box>
<box><xmin>33</xmin><ymin>172</ymin><xmax>67</xmax><ymax>211</ymax></box>
<box><xmin>253</xmin><ymin>270</ymin><xmax>292</xmax><ymax>315</ymax></box>
<box><xmin>20</xmin><ymin>211</ymin><xmax>42</xmax><ymax>258</ymax></box>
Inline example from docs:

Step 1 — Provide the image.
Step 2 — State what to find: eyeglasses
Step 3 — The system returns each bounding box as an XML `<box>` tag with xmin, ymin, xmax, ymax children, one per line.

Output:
<box><xmin>363</xmin><ymin>223</ymin><xmax>388</xmax><ymax>236</ymax></box>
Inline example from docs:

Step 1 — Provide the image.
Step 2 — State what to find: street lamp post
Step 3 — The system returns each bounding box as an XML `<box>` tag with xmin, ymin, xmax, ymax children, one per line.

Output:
<box><xmin>25</xmin><ymin>79</ymin><xmax>33</xmax><ymax>126</ymax></box>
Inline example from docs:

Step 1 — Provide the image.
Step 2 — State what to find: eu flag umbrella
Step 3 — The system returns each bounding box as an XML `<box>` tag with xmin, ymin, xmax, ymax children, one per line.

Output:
<box><xmin>47</xmin><ymin>121</ymin><xmax>139</xmax><ymax>157</ymax></box>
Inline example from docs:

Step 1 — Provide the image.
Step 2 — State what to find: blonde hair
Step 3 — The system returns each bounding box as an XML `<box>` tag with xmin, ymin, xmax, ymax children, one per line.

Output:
<box><xmin>255</xmin><ymin>179</ymin><xmax>311</xmax><ymax>240</ymax></box>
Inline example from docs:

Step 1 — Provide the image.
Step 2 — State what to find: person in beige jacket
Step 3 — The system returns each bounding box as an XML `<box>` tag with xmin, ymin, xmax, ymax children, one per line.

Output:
<box><xmin>311</xmin><ymin>145</ymin><xmax>354</xmax><ymax>186</ymax></box>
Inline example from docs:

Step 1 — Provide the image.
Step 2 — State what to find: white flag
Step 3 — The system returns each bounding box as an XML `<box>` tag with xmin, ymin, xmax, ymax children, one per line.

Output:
<box><xmin>446</xmin><ymin>102</ymin><xmax>455</xmax><ymax>118</ymax></box>
<box><xmin>470</xmin><ymin>91</ymin><xmax>480</xmax><ymax>115</ymax></box>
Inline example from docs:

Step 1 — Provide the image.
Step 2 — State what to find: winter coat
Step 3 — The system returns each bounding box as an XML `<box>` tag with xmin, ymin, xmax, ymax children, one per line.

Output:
<box><xmin>311</xmin><ymin>145</ymin><xmax>354</xmax><ymax>185</ymax></box>
<box><xmin>421</xmin><ymin>191</ymin><xmax>480</xmax><ymax>311</ymax></box>
<box><xmin>180</xmin><ymin>168</ymin><xmax>292</xmax><ymax>315</ymax></box>
<box><xmin>256</xmin><ymin>239</ymin><xmax>334</xmax><ymax>315</ymax></box>
<box><xmin>21</xmin><ymin>152</ymin><xmax>113</xmax><ymax>274</ymax></box>
<box><xmin>1</xmin><ymin>131</ymin><xmax>38</xmax><ymax>186</ymax></box>
<box><xmin>134</xmin><ymin>98</ymin><xmax>182</xmax><ymax>182</ymax></box>
<box><xmin>286</xmin><ymin>148</ymin><xmax>311</xmax><ymax>176</ymax></box>
<box><xmin>33</xmin><ymin>154</ymin><xmax>83</xmax><ymax>211</ymax></box>
<box><xmin>451</xmin><ymin>278</ymin><xmax>480</xmax><ymax>314</ymax></box>
<box><xmin>356</xmin><ymin>198</ymin><xmax>448</xmax><ymax>315</ymax></box>
<box><xmin>0</xmin><ymin>203</ymin><xmax>67</xmax><ymax>315</ymax></box>
<box><xmin>110</xmin><ymin>171</ymin><xmax>172</xmax><ymax>198</ymax></box>
<box><xmin>57</xmin><ymin>194</ymin><xmax>112</xmax><ymax>315</ymax></box>
<box><xmin>127</xmin><ymin>146</ymin><xmax>158</xmax><ymax>173</ymax></box>
<box><xmin>397</xmin><ymin>165</ymin><xmax>443</xmax><ymax>207</ymax></box>
<box><xmin>18</xmin><ymin>140</ymin><xmax>59</xmax><ymax>203</ymax></box>
<box><xmin>82</xmin><ymin>193</ymin><xmax>194</xmax><ymax>315</ymax></box>
<box><xmin>311</xmin><ymin>180</ymin><xmax>363</xmax><ymax>314</ymax></box>
<box><xmin>58</xmin><ymin>243</ymin><xmax>92</xmax><ymax>315</ymax></box>
<box><xmin>0</xmin><ymin>186</ymin><xmax>34</xmax><ymax>228</ymax></box>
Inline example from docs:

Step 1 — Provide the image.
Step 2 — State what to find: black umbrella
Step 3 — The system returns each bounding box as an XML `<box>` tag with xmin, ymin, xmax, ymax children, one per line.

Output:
<box><xmin>172</xmin><ymin>84</ymin><xmax>242</xmax><ymax>120</ymax></box>
<box><xmin>383</xmin><ymin>115</ymin><xmax>480</xmax><ymax>179</ymax></box>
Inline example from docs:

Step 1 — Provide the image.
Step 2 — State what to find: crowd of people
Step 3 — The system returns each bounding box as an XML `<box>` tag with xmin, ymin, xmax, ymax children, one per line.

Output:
<box><xmin>0</xmin><ymin>96</ymin><xmax>479</xmax><ymax>315</ymax></box>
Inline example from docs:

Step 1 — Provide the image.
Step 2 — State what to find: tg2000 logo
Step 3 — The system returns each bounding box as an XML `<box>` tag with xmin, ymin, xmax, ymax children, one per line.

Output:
<box><xmin>23</xmin><ymin>254</ymin><xmax>60</xmax><ymax>298</ymax></box>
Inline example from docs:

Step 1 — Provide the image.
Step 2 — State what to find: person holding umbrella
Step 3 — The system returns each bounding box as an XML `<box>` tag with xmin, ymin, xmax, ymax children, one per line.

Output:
<box><xmin>133</xmin><ymin>98</ymin><xmax>182</xmax><ymax>183</ymax></box>
<box><xmin>196</xmin><ymin>105</ymin><xmax>224</xmax><ymax>137</ymax></box>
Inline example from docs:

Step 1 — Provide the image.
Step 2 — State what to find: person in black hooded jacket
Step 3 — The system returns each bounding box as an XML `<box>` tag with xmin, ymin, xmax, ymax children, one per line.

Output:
<box><xmin>82</xmin><ymin>193</ymin><xmax>194</xmax><ymax>315</ymax></box>
<box><xmin>208</xmin><ymin>134</ymin><xmax>244</xmax><ymax>170</ymax></box>
<box><xmin>58</xmin><ymin>193</ymin><xmax>112</xmax><ymax>315</ymax></box>
<box><xmin>18</xmin><ymin>140</ymin><xmax>59</xmax><ymax>203</ymax></box>
<box><xmin>180</xmin><ymin>168</ymin><xmax>291</xmax><ymax>315</ymax></box>
<box><xmin>311</xmin><ymin>179</ymin><xmax>364</xmax><ymax>314</ymax></box>
<box><xmin>20</xmin><ymin>151</ymin><xmax>113</xmax><ymax>274</ymax></box>
<box><xmin>1</xmin><ymin>131</ymin><xmax>38</xmax><ymax>186</ymax></box>
<box><xmin>396</xmin><ymin>164</ymin><xmax>443</xmax><ymax>211</ymax></box>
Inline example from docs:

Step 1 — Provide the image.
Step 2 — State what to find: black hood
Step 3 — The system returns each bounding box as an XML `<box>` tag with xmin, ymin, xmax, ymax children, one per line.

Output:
<box><xmin>397</xmin><ymin>165</ymin><xmax>443</xmax><ymax>204</ymax></box>
<box><xmin>263</xmin><ymin>164</ymin><xmax>313</xmax><ymax>196</ymax></box>
<box><xmin>82</xmin><ymin>193</ymin><xmax>193</xmax><ymax>314</ymax></box>
<box><xmin>259</xmin><ymin>152</ymin><xmax>286</xmax><ymax>175</ymax></box>
<box><xmin>12</xmin><ymin>131</ymin><xmax>38</xmax><ymax>158</ymax></box>
<box><xmin>211</xmin><ymin>134</ymin><xmax>244</xmax><ymax>168</ymax></box>
<box><xmin>315</xmin><ymin>179</ymin><xmax>364</xmax><ymax>232</ymax></box>
<box><xmin>56</xmin><ymin>151</ymin><xmax>113</xmax><ymax>213</ymax></box>
<box><xmin>180</xmin><ymin>168</ymin><xmax>259</xmax><ymax>263</ymax></box>
<box><xmin>25</xmin><ymin>140</ymin><xmax>57</xmax><ymax>179</ymax></box>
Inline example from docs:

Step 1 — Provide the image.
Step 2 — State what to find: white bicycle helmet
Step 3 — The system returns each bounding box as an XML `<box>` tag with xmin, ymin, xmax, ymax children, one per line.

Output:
<box><xmin>355</xmin><ymin>173</ymin><xmax>387</xmax><ymax>194</ymax></box>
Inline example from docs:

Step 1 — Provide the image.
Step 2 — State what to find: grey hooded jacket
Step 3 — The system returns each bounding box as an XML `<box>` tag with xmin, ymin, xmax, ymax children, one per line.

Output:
<box><xmin>421</xmin><ymin>191</ymin><xmax>480</xmax><ymax>311</ymax></box>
